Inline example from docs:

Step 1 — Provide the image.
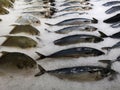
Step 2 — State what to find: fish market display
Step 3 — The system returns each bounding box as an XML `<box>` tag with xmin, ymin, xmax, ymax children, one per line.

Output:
<box><xmin>0</xmin><ymin>0</ymin><xmax>120</xmax><ymax>90</ymax></box>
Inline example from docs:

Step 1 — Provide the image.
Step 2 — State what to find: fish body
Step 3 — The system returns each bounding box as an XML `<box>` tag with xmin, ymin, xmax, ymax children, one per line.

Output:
<box><xmin>0</xmin><ymin>51</ymin><xmax>37</xmax><ymax>70</ymax></box>
<box><xmin>16</xmin><ymin>15</ymin><xmax>40</xmax><ymax>25</ymax></box>
<box><xmin>103</xmin><ymin>14</ymin><xmax>120</xmax><ymax>23</ymax></box>
<box><xmin>0</xmin><ymin>6</ymin><xmax>9</xmax><ymax>15</ymax></box>
<box><xmin>35</xmin><ymin>65</ymin><xmax>117</xmax><ymax>81</ymax></box>
<box><xmin>10</xmin><ymin>25</ymin><xmax>40</xmax><ymax>35</ymax></box>
<box><xmin>58</xmin><ymin>6</ymin><xmax>92</xmax><ymax>12</ymax></box>
<box><xmin>103</xmin><ymin>1</ymin><xmax>120</xmax><ymax>7</ymax></box>
<box><xmin>0</xmin><ymin>0</ymin><xmax>13</xmax><ymax>8</ymax></box>
<box><xmin>45</xmin><ymin>18</ymin><xmax>98</xmax><ymax>26</ymax></box>
<box><xmin>52</xmin><ymin>12</ymin><xmax>86</xmax><ymax>18</ymax></box>
<box><xmin>36</xmin><ymin>47</ymin><xmax>105</xmax><ymax>60</ymax></box>
<box><xmin>105</xmin><ymin>5</ymin><xmax>120</xmax><ymax>14</ymax></box>
<box><xmin>1</xmin><ymin>36</ymin><xmax>38</xmax><ymax>48</ymax></box>
<box><xmin>54</xmin><ymin>34</ymin><xmax>103</xmax><ymax>46</ymax></box>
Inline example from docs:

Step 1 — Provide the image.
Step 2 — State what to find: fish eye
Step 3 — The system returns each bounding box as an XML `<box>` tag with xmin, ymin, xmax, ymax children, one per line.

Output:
<box><xmin>36</xmin><ymin>21</ymin><xmax>40</xmax><ymax>24</ymax></box>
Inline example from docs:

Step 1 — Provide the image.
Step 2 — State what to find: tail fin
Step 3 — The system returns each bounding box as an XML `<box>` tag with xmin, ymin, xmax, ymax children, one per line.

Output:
<box><xmin>45</xmin><ymin>23</ymin><xmax>54</xmax><ymax>26</ymax></box>
<box><xmin>34</xmin><ymin>65</ymin><xmax>46</xmax><ymax>77</ymax></box>
<box><xmin>91</xmin><ymin>18</ymin><xmax>98</xmax><ymax>23</ymax></box>
<box><xmin>98</xmin><ymin>31</ymin><xmax>108</xmax><ymax>38</ymax></box>
<box><xmin>99</xmin><ymin>60</ymin><xmax>112</xmax><ymax>69</ymax></box>
<box><xmin>101</xmin><ymin>47</ymin><xmax>111</xmax><ymax>53</ymax></box>
<box><xmin>35</xmin><ymin>52</ymin><xmax>46</xmax><ymax>60</ymax></box>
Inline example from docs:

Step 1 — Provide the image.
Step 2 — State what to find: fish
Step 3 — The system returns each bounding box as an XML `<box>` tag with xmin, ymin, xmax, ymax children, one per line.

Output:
<box><xmin>54</xmin><ymin>34</ymin><xmax>104</xmax><ymax>46</ymax></box>
<box><xmin>35</xmin><ymin>65</ymin><xmax>117</xmax><ymax>81</ymax></box>
<box><xmin>59</xmin><ymin>1</ymin><xmax>90</xmax><ymax>6</ymax></box>
<box><xmin>103</xmin><ymin>13</ymin><xmax>120</xmax><ymax>23</ymax></box>
<box><xmin>36</xmin><ymin>47</ymin><xmax>105</xmax><ymax>60</ymax></box>
<box><xmin>111</xmin><ymin>21</ymin><xmax>120</xmax><ymax>28</ymax></box>
<box><xmin>0</xmin><ymin>6</ymin><xmax>9</xmax><ymax>15</ymax></box>
<box><xmin>0</xmin><ymin>51</ymin><xmax>37</xmax><ymax>69</ymax></box>
<box><xmin>10</xmin><ymin>25</ymin><xmax>40</xmax><ymax>35</ymax></box>
<box><xmin>1</xmin><ymin>35</ymin><xmax>38</xmax><ymax>49</ymax></box>
<box><xmin>64</xmin><ymin>0</ymin><xmax>89</xmax><ymax>3</ymax></box>
<box><xmin>16</xmin><ymin>15</ymin><xmax>40</xmax><ymax>25</ymax></box>
<box><xmin>102</xmin><ymin>41</ymin><xmax>120</xmax><ymax>52</ymax></box>
<box><xmin>45</xmin><ymin>18</ymin><xmax>98</xmax><ymax>26</ymax></box>
<box><xmin>0</xmin><ymin>0</ymin><xmax>13</xmax><ymax>8</ymax></box>
<box><xmin>99</xmin><ymin>31</ymin><xmax>120</xmax><ymax>39</ymax></box>
<box><xmin>51</xmin><ymin>12</ymin><xmax>87</xmax><ymax>18</ymax></box>
<box><xmin>57</xmin><ymin>6</ymin><xmax>92</xmax><ymax>12</ymax></box>
<box><xmin>45</xmin><ymin>25</ymin><xmax>97</xmax><ymax>34</ymax></box>
<box><xmin>105</xmin><ymin>5</ymin><xmax>120</xmax><ymax>14</ymax></box>
<box><xmin>103</xmin><ymin>1</ymin><xmax>120</xmax><ymax>7</ymax></box>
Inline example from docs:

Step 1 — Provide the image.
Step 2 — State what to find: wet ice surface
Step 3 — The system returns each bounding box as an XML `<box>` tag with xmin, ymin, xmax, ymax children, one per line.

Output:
<box><xmin>0</xmin><ymin>0</ymin><xmax>120</xmax><ymax>90</ymax></box>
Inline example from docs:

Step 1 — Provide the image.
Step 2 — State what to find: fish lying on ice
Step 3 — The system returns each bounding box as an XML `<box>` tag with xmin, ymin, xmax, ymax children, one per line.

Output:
<box><xmin>105</xmin><ymin>5</ymin><xmax>120</xmax><ymax>14</ymax></box>
<box><xmin>1</xmin><ymin>35</ymin><xmax>38</xmax><ymax>49</ymax></box>
<box><xmin>36</xmin><ymin>47</ymin><xmax>105</xmax><ymax>60</ymax></box>
<box><xmin>103</xmin><ymin>13</ymin><xmax>120</xmax><ymax>23</ymax></box>
<box><xmin>45</xmin><ymin>25</ymin><xmax>97</xmax><ymax>34</ymax></box>
<box><xmin>0</xmin><ymin>0</ymin><xmax>13</xmax><ymax>8</ymax></box>
<box><xmin>57</xmin><ymin>6</ymin><xmax>92</xmax><ymax>12</ymax></box>
<box><xmin>45</xmin><ymin>18</ymin><xmax>98</xmax><ymax>26</ymax></box>
<box><xmin>0</xmin><ymin>6</ymin><xmax>9</xmax><ymax>15</ymax></box>
<box><xmin>103</xmin><ymin>1</ymin><xmax>120</xmax><ymax>7</ymax></box>
<box><xmin>10</xmin><ymin>25</ymin><xmax>40</xmax><ymax>35</ymax></box>
<box><xmin>54</xmin><ymin>34</ymin><xmax>104</xmax><ymax>46</ymax></box>
<box><xmin>16</xmin><ymin>14</ymin><xmax>40</xmax><ymax>25</ymax></box>
<box><xmin>35</xmin><ymin>64</ymin><xmax>117</xmax><ymax>81</ymax></box>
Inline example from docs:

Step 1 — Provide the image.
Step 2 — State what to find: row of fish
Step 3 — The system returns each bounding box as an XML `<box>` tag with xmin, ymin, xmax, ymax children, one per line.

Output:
<box><xmin>0</xmin><ymin>0</ymin><xmax>120</xmax><ymax>82</ymax></box>
<box><xmin>103</xmin><ymin>1</ymin><xmax>120</xmax><ymax>28</ymax></box>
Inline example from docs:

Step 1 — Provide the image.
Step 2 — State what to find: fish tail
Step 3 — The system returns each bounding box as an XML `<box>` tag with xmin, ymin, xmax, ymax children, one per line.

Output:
<box><xmin>34</xmin><ymin>65</ymin><xmax>46</xmax><ymax>77</ymax></box>
<box><xmin>45</xmin><ymin>23</ymin><xmax>54</xmax><ymax>26</ymax></box>
<box><xmin>98</xmin><ymin>31</ymin><xmax>108</xmax><ymax>38</ymax></box>
<box><xmin>35</xmin><ymin>52</ymin><xmax>46</xmax><ymax>60</ymax></box>
<box><xmin>44</xmin><ymin>29</ymin><xmax>52</xmax><ymax>33</ymax></box>
<box><xmin>91</xmin><ymin>18</ymin><xmax>98</xmax><ymax>23</ymax></box>
<box><xmin>99</xmin><ymin>60</ymin><xmax>113</xmax><ymax>69</ymax></box>
<box><xmin>102</xmin><ymin>47</ymin><xmax>111</xmax><ymax>51</ymax></box>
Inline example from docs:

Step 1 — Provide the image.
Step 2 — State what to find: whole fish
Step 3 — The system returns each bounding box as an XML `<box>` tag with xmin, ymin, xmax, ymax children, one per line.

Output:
<box><xmin>1</xmin><ymin>35</ymin><xmax>38</xmax><ymax>48</ymax></box>
<box><xmin>0</xmin><ymin>6</ymin><xmax>9</xmax><ymax>15</ymax></box>
<box><xmin>103</xmin><ymin>13</ymin><xmax>120</xmax><ymax>23</ymax></box>
<box><xmin>36</xmin><ymin>47</ymin><xmax>105</xmax><ymax>60</ymax></box>
<box><xmin>57</xmin><ymin>6</ymin><xmax>92</xmax><ymax>12</ymax></box>
<box><xmin>0</xmin><ymin>51</ymin><xmax>37</xmax><ymax>70</ymax></box>
<box><xmin>105</xmin><ymin>5</ymin><xmax>120</xmax><ymax>14</ymax></box>
<box><xmin>102</xmin><ymin>41</ymin><xmax>120</xmax><ymax>52</ymax></box>
<box><xmin>45</xmin><ymin>18</ymin><xmax>98</xmax><ymax>26</ymax></box>
<box><xmin>45</xmin><ymin>25</ymin><xmax>97</xmax><ymax>34</ymax></box>
<box><xmin>99</xmin><ymin>31</ymin><xmax>120</xmax><ymax>39</ymax></box>
<box><xmin>54</xmin><ymin>34</ymin><xmax>104</xmax><ymax>46</ymax></box>
<box><xmin>10</xmin><ymin>25</ymin><xmax>40</xmax><ymax>35</ymax></box>
<box><xmin>16</xmin><ymin>15</ymin><xmax>40</xmax><ymax>25</ymax></box>
<box><xmin>111</xmin><ymin>21</ymin><xmax>120</xmax><ymax>28</ymax></box>
<box><xmin>35</xmin><ymin>65</ymin><xmax>117</xmax><ymax>81</ymax></box>
<box><xmin>60</xmin><ymin>1</ymin><xmax>90</xmax><ymax>6</ymax></box>
<box><xmin>103</xmin><ymin>1</ymin><xmax>120</xmax><ymax>7</ymax></box>
<box><xmin>51</xmin><ymin>12</ymin><xmax>87</xmax><ymax>18</ymax></box>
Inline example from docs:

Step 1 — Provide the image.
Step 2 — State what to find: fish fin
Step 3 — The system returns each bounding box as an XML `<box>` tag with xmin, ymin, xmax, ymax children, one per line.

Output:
<box><xmin>10</xmin><ymin>24</ymin><xmax>18</xmax><ymax>26</ymax></box>
<box><xmin>108</xmin><ymin>70</ymin><xmax>119</xmax><ymax>81</ymax></box>
<box><xmin>98</xmin><ymin>31</ymin><xmax>108</xmax><ymax>38</ymax></box>
<box><xmin>91</xmin><ymin>18</ymin><xmax>98</xmax><ymax>23</ymax></box>
<box><xmin>0</xmin><ymin>35</ymin><xmax>10</xmax><ymax>38</ymax></box>
<box><xmin>34</xmin><ymin>65</ymin><xmax>46</xmax><ymax>77</ymax></box>
<box><xmin>35</xmin><ymin>52</ymin><xmax>46</xmax><ymax>60</ymax></box>
<box><xmin>45</xmin><ymin>23</ymin><xmax>54</xmax><ymax>26</ymax></box>
<box><xmin>44</xmin><ymin>29</ymin><xmax>52</xmax><ymax>33</ymax></box>
<box><xmin>36</xmin><ymin>37</ymin><xmax>41</xmax><ymax>42</ymax></box>
<box><xmin>102</xmin><ymin>47</ymin><xmax>111</xmax><ymax>50</ymax></box>
<box><xmin>99</xmin><ymin>60</ymin><xmax>113</xmax><ymax>69</ymax></box>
